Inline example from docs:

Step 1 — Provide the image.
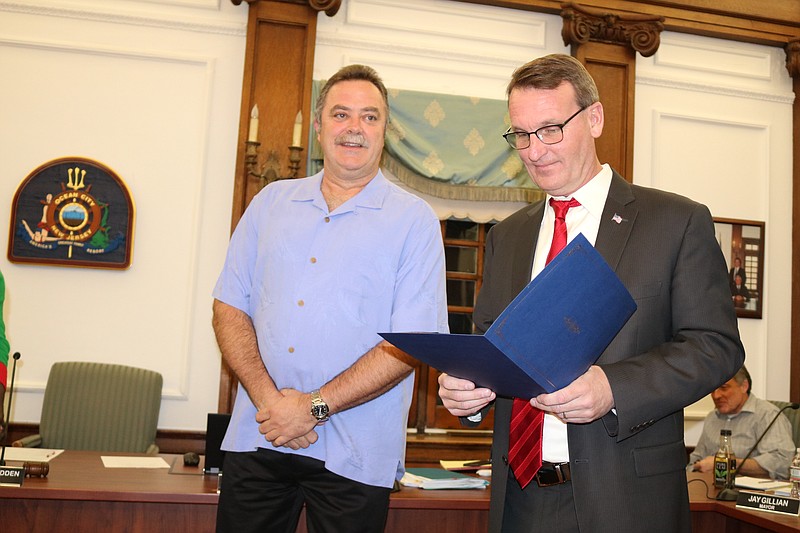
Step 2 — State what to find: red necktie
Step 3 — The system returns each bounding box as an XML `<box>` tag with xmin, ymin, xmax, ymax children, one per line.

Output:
<box><xmin>508</xmin><ymin>197</ymin><xmax>580</xmax><ymax>489</ymax></box>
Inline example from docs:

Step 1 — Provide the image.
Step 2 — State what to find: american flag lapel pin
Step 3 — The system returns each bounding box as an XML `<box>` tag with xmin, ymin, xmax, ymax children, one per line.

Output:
<box><xmin>612</xmin><ymin>213</ymin><xmax>623</xmax><ymax>224</ymax></box>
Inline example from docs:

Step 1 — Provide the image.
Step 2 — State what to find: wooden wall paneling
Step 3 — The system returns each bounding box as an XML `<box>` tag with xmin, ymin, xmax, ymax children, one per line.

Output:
<box><xmin>573</xmin><ymin>42</ymin><xmax>636</xmax><ymax>179</ymax></box>
<box><xmin>219</xmin><ymin>1</ymin><xmax>320</xmax><ymax>413</ymax></box>
<box><xmin>230</xmin><ymin>2</ymin><xmax>317</xmax><ymax>224</ymax></box>
<box><xmin>789</xmin><ymin>39</ymin><xmax>800</xmax><ymax>403</ymax></box>
<box><xmin>562</xmin><ymin>3</ymin><xmax>663</xmax><ymax>181</ymax></box>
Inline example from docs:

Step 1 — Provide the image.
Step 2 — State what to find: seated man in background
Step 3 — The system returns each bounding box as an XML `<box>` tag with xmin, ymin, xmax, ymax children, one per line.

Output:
<box><xmin>689</xmin><ymin>365</ymin><xmax>795</xmax><ymax>479</ymax></box>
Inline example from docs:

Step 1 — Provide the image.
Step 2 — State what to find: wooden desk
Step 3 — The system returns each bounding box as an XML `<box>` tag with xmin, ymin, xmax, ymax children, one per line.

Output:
<box><xmin>0</xmin><ymin>451</ymin><xmax>488</xmax><ymax>533</ymax></box>
<box><xmin>0</xmin><ymin>451</ymin><xmax>219</xmax><ymax>532</ymax></box>
<box><xmin>688</xmin><ymin>471</ymin><xmax>800</xmax><ymax>532</ymax></box>
<box><xmin>5</xmin><ymin>452</ymin><xmax>794</xmax><ymax>533</ymax></box>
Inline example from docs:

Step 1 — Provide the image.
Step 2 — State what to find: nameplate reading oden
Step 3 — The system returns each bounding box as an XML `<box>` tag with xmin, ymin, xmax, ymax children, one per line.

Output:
<box><xmin>735</xmin><ymin>490</ymin><xmax>800</xmax><ymax>516</ymax></box>
<box><xmin>0</xmin><ymin>466</ymin><xmax>24</xmax><ymax>487</ymax></box>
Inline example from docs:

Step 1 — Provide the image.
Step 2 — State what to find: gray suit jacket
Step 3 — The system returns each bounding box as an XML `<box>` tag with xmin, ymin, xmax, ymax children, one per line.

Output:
<box><xmin>474</xmin><ymin>173</ymin><xmax>744</xmax><ymax>533</ymax></box>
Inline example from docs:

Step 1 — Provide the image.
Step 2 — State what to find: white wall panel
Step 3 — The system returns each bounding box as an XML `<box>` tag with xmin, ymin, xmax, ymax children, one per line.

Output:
<box><xmin>346</xmin><ymin>0</ymin><xmax>547</xmax><ymax>47</ymax></box>
<box><xmin>0</xmin><ymin>38</ymin><xmax>212</xmax><ymax>399</ymax></box>
<box><xmin>0</xmin><ymin>1</ymin><xmax>247</xmax><ymax>430</ymax></box>
<box><xmin>316</xmin><ymin>0</ymin><xmax>567</xmax><ymax>99</ymax></box>
<box><xmin>650</xmin><ymin>111</ymin><xmax>769</xmax><ymax>211</ymax></box>
<box><xmin>635</xmin><ymin>32</ymin><xmax>793</xmax><ymax>438</ymax></box>
<box><xmin>0</xmin><ymin>0</ymin><xmax>244</xmax><ymax>35</ymax></box>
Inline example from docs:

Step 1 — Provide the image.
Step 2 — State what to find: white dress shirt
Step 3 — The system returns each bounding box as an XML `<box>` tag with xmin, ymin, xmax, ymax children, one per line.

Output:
<box><xmin>534</xmin><ymin>164</ymin><xmax>613</xmax><ymax>463</ymax></box>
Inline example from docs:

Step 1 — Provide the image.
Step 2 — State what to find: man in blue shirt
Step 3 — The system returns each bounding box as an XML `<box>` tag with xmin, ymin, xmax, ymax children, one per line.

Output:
<box><xmin>212</xmin><ymin>64</ymin><xmax>448</xmax><ymax>533</ymax></box>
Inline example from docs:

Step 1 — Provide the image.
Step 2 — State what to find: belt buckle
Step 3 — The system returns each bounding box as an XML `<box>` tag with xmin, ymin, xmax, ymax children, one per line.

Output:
<box><xmin>535</xmin><ymin>462</ymin><xmax>569</xmax><ymax>487</ymax></box>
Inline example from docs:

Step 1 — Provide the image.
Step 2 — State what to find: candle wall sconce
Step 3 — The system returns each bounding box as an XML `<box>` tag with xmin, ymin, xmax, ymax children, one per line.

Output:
<box><xmin>245</xmin><ymin>141</ymin><xmax>303</xmax><ymax>186</ymax></box>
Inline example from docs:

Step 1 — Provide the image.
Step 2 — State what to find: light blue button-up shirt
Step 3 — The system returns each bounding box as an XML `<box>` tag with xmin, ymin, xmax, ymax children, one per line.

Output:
<box><xmin>213</xmin><ymin>170</ymin><xmax>448</xmax><ymax>488</ymax></box>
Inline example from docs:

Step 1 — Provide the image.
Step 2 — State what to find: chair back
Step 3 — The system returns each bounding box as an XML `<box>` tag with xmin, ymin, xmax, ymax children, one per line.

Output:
<box><xmin>40</xmin><ymin>361</ymin><xmax>163</xmax><ymax>453</ymax></box>
<box><xmin>768</xmin><ymin>400</ymin><xmax>800</xmax><ymax>449</ymax></box>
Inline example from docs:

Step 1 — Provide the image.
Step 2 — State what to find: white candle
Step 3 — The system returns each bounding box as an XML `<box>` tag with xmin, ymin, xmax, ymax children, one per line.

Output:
<box><xmin>292</xmin><ymin>110</ymin><xmax>303</xmax><ymax>147</ymax></box>
<box><xmin>248</xmin><ymin>104</ymin><xmax>259</xmax><ymax>142</ymax></box>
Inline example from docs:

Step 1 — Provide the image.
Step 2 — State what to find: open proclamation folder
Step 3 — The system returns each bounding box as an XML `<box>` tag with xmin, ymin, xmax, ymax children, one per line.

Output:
<box><xmin>380</xmin><ymin>233</ymin><xmax>636</xmax><ymax>399</ymax></box>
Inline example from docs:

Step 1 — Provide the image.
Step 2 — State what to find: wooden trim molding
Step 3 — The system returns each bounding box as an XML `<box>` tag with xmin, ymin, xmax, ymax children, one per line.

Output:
<box><xmin>6</xmin><ymin>423</ymin><xmax>209</xmax><ymax>456</ymax></box>
<box><xmin>453</xmin><ymin>0</ymin><xmax>800</xmax><ymax>47</ymax></box>
<box><xmin>561</xmin><ymin>2</ymin><xmax>664</xmax><ymax>57</ymax></box>
<box><xmin>6</xmin><ymin>422</ymin><xmax>492</xmax><ymax>462</ymax></box>
<box><xmin>230</xmin><ymin>0</ymin><xmax>342</xmax><ymax>17</ymax></box>
<box><xmin>787</xmin><ymin>38</ymin><xmax>800</xmax><ymax>77</ymax></box>
<box><xmin>562</xmin><ymin>4</ymin><xmax>657</xmax><ymax>181</ymax></box>
<box><xmin>790</xmin><ymin>38</ymin><xmax>800</xmax><ymax>403</ymax></box>
<box><xmin>219</xmin><ymin>0</ymin><xmax>328</xmax><ymax>413</ymax></box>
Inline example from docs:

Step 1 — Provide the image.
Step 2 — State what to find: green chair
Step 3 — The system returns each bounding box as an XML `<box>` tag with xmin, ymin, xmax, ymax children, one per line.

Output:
<box><xmin>13</xmin><ymin>361</ymin><xmax>163</xmax><ymax>454</ymax></box>
<box><xmin>768</xmin><ymin>400</ymin><xmax>800</xmax><ymax>449</ymax></box>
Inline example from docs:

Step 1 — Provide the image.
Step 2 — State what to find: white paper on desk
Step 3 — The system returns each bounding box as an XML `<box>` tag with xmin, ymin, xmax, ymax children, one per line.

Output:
<box><xmin>101</xmin><ymin>456</ymin><xmax>170</xmax><ymax>469</ymax></box>
<box><xmin>400</xmin><ymin>471</ymin><xmax>488</xmax><ymax>490</ymax></box>
<box><xmin>734</xmin><ymin>476</ymin><xmax>792</xmax><ymax>491</ymax></box>
<box><xmin>2</xmin><ymin>448</ymin><xmax>64</xmax><ymax>462</ymax></box>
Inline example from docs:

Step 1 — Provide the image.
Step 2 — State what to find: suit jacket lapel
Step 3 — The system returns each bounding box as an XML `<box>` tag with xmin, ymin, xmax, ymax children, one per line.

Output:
<box><xmin>511</xmin><ymin>202</ymin><xmax>546</xmax><ymax>293</ymax></box>
<box><xmin>595</xmin><ymin>172</ymin><xmax>637</xmax><ymax>270</ymax></box>
<box><xmin>509</xmin><ymin>172</ymin><xmax>634</xmax><ymax>289</ymax></box>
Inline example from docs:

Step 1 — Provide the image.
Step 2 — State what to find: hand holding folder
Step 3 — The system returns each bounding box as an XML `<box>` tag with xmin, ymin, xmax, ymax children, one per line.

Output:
<box><xmin>380</xmin><ymin>234</ymin><xmax>636</xmax><ymax>399</ymax></box>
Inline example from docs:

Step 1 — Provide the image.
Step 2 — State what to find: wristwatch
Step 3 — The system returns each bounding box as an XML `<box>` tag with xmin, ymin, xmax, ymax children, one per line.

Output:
<box><xmin>310</xmin><ymin>389</ymin><xmax>330</xmax><ymax>422</ymax></box>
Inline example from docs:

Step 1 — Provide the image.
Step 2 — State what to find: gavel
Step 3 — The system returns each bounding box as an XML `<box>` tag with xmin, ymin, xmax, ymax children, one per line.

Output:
<box><xmin>23</xmin><ymin>461</ymin><xmax>49</xmax><ymax>478</ymax></box>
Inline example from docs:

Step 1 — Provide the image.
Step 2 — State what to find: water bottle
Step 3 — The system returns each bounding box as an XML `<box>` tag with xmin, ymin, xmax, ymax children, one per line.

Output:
<box><xmin>714</xmin><ymin>429</ymin><xmax>734</xmax><ymax>489</ymax></box>
<box><xmin>790</xmin><ymin>447</ymin><xmax>800</xmax><ymax>499</ymax></box>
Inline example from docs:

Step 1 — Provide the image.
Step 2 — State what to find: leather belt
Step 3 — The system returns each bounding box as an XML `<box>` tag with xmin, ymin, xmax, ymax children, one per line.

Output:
<box><xmin>534</xmin><ymin>461</ymin><xmax>571</xmax><ymax>487</ymax></box>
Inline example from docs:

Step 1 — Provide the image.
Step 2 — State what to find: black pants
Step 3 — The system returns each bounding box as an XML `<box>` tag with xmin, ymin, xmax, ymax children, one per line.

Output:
<box><xmin>501</xmin><ymin>470</ymin><xmax>580</xmax><ymax>533</ymax></box>
<box><xmin>216</xmin><ymin>449</ymin><xmax>391</xmax><ymax>533</ymax></box>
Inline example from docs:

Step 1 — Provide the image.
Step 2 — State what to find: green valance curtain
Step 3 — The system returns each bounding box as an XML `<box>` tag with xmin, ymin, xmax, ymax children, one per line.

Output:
<box><xmin>309</xmin><ymin>81</ymin><xmax>542</xmax><ymax>204</ymax></box>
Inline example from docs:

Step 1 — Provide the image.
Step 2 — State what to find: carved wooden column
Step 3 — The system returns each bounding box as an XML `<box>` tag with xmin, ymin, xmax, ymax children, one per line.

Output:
<box><xmin>219</xmin><ymin>0</ymin><xmax>342</xmax><ymax>413</ymax></box>
<box><xmin>561</xmin><ymin>3</ymin><xmax>663</xmax><ymax>180</ymax></box>
<box><xmin>787</xmin><ymin>38</ymin><xmax>800</xmax><ymax>402</ymax></box>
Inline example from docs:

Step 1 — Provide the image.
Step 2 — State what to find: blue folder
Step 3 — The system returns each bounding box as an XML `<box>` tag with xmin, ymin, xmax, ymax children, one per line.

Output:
<box><xmin>380</xmin><ymin>234</ymin><xmax>636</xmax><ymax>399</ymax></box>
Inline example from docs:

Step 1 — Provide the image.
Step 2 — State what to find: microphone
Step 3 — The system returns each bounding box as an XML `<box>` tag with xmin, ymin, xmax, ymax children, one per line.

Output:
<box><xmin>716</xmin><ymin>401</ymin><xmax>800</xmax><ymax>501</ymax></box>
<box><xmin>0</xmin><ymin>352</ymin><xmax>21</xmax><ymax>467</ymax></box>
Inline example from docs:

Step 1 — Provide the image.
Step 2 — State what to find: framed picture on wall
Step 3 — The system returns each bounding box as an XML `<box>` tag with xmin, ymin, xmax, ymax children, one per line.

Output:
<box><xmin>714</xmin><ymin>218</ymin><xmax>765</xmax><ymax>319</ymax></box>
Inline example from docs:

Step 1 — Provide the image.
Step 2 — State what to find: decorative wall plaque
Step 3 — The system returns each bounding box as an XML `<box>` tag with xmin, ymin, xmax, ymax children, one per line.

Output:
<box><xmin>8</xmin><ymin>157</ymin><xmax>135</xmax><ymax>269</ymax></box>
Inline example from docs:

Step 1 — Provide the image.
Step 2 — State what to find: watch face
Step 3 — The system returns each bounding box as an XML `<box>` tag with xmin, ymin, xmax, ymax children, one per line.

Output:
<box><xmin>312</xmin><ymin>403</ymin><xmax>329</xmax><ymax>419</ymax></box>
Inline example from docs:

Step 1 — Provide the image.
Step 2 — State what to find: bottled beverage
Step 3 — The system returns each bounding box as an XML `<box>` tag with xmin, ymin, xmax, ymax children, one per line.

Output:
<box><xmin>790</xmin><ymin>447</ymin><xmax>800</xmax><ymax>499</ymax></box>
<box><xmin>714</xmin><ymin>429</ymin><xmax>734</xmax><ymax>489</ymax></box>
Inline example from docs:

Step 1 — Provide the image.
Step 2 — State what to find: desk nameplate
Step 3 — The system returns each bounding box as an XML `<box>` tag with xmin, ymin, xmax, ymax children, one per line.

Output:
<box><xmin>0</xmin><ymin>466</ymin><xmax>24</xmax><ymax>487</ymax></box>
<box><xmin>736</xmin><ymin>490</ymin><xmax>800</xmax><ymax>516</ymax></box>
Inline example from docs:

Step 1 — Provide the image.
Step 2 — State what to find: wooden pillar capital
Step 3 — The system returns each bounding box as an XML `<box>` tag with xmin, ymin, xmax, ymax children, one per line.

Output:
<box><xmin>230</xmin><ymin>0</ymin><xmax>341</xmax><ymax>17</ymax></box>
<box><xmin>786</xmin><ymin>38</ymin><xmax>800</xmax><ymax>78</ymax></box>
<box><xmin>560</xmin><ymin>2</ymin><xmax>664</xmax><ymax>57</ymax></box>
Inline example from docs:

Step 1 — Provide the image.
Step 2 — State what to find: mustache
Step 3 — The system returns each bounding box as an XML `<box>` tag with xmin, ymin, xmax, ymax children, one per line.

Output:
<box><xmin>335</xmin><ymin>133</ymin><xmax>368</xmax><ymax>147</ymax></box>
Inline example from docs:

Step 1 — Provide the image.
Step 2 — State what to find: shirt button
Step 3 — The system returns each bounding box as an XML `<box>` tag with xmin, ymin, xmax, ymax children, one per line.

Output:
<box><xmin>324</xmin><ymin>217</ymin><xmax>330</xmax><ymax>223</ymax></box>
<box><xmin>288</xmin><ymin>347</ymin><xmax>295</xmax><ymax>353</ymax></box>
<box><xmin>310</xmin><ymin>257</ymin><xmax>317</xmax><ymax>264</ymax></box>
<box><xmin>297</xmin><ymin>300</ymin><xmax>304</xmax><ymax>307</ymax></box>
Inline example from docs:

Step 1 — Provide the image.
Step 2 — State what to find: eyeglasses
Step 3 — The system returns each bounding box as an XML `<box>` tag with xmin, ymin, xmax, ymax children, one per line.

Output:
<box><xmin>502</xmin><ymin>106</ymin><xmax>588</xmax><ymax>150</ymax></box>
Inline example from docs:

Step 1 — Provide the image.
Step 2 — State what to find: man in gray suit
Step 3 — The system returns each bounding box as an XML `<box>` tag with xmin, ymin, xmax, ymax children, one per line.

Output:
<box><xmin>438</xmin><ymin>54</ymin><xmax>744</xmax><ymax>532</ymax></box>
